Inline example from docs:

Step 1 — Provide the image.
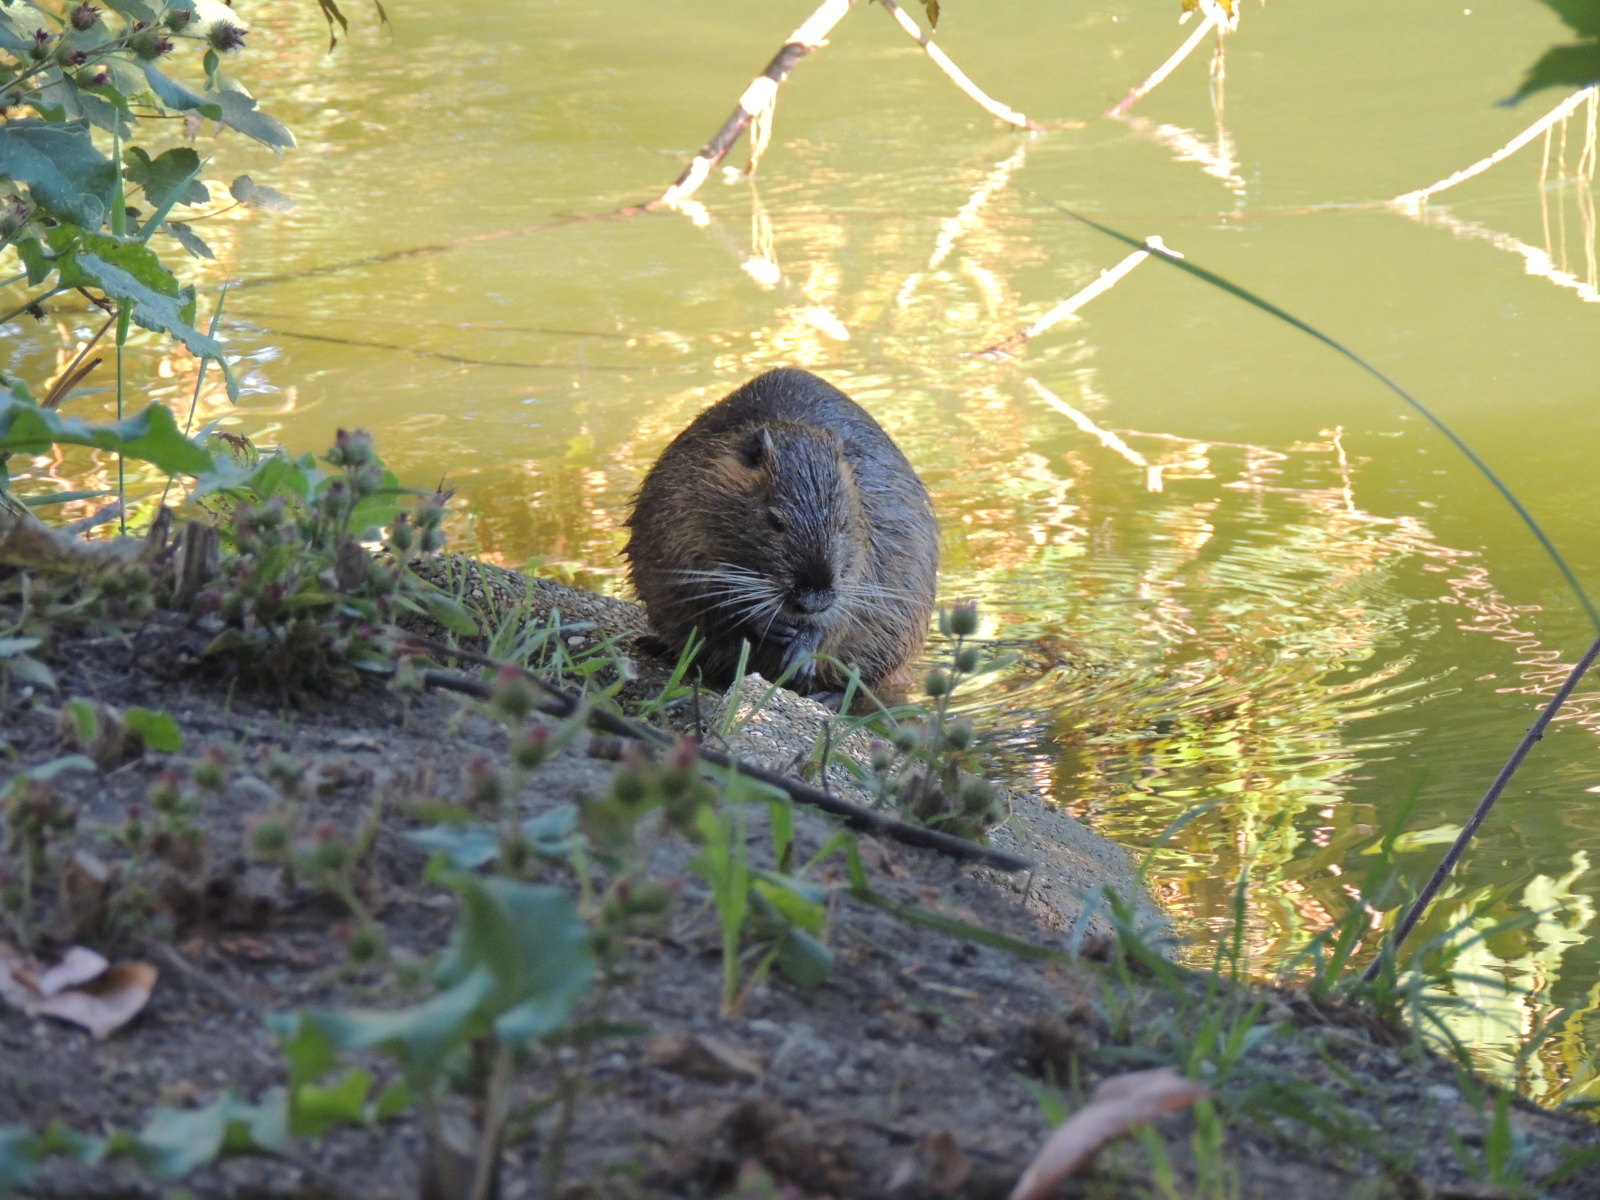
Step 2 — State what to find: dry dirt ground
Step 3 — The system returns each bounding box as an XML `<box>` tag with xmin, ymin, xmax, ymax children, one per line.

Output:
<box><xmin>1</xmin><ymin>576</ymin><xmax>1598</xmax><ymax>1200</ymax></box>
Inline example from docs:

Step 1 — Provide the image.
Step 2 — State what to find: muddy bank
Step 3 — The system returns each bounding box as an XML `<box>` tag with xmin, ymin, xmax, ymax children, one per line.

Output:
<box><xmin>1</xmin><ymin>571</ymin><xmax>1597</xmax><ymax>1200</ymax></box>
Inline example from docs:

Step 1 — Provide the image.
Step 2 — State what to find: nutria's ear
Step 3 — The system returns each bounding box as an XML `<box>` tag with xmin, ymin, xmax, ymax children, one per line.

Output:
<box><xmin>739</xmin><ymin>427</ymin><xmax>775</xmax><ymax>470</ymax></box>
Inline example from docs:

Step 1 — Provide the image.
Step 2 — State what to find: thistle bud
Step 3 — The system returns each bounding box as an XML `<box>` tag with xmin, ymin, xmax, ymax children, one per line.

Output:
<box><xmin>148</xmin><ymin>771</ymin><xmax>183</xmax><ymax>813</ymax></box>
<box><xmin>467</xmin><ymin>757</ymin><xmax>504</xmax><ymax>807</ymax></box>
<box><xmin>345</xmin><ymin>924</ymin><xmax>384</xmax><ymax>964</ymax></box>
<box><xmin>249</xmin><ymin>817</ymin><xmax>289</xmax><ymax>858</ymax></box>
<box><xmin>328</xmin><ymin>427</ymin><xmax>374</xmax><ymax>468</ymax></box>
<box><xmin>129</xmin><ymin>28</ymin><xmax>173</xmax><ymax>58</ymax></box>
<box><xmin>923</xmin><ymin>669</ymin><xmax>950</xmax><ymax>698</ymax></box>
<box><xmin>70</xmin><ymin>3</ymin><xmax>101</xmax><ymax>30</ymax></box>
<box><xmin>512</xmin><ymin>724</ymin><xmax>550</xmax><ymax>771</ymax></box>
<box><xmin>954</xmin><ymin>646</ymin><xmax>982</xmax><ymax>675</ymax></box>
<box><xmin>948</xmin><ymin>601</ymin><xmax>980</xmax><ymax>638</ymax></box>
<box><xmin>491</xmin><ymin>669</ymin><xmax>537</xmax><ymax>721</ymax></box>
<box><xmin>946</xmin><ymin>720</ymin><xmax>975</xmax><ymax>751</ymax></box>
<box><xmin>207</xmin><ymin>20</ymin><xmax>246</xmax><ymax>52</ymax></box>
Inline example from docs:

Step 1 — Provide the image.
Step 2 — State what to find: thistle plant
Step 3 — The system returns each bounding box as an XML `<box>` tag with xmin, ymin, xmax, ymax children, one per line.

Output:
<box><xmin>865</xmin><ymin>601</ymin><xmax>1008</xmax><ymax>839</ymax></box>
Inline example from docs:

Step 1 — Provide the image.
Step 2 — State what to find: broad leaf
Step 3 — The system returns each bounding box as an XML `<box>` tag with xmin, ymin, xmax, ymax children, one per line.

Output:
<box><xmin>433</xmin><ymin>874</ymin><xmax>595</xmax><ymax>1042</ymax></box>
<box><xmin>71</xmin><ymin>252</ymin><xmax>238</xmax><ymax>398</ymax></box>
<box><xmin>1540</xmin><ymin>0</ymin><xmax>1600</xmax><ymax>38</ymax></box>
<box><xmin>164</xmin><ymin>220</ymin><xmax>215</xmax><ymax>260</ymax></box>
<box><xmin>289</xmin><ymin>1069</ymin><xmax>372</xmax><ymax>1137</ymax></box>
<box><xmin>141</xmin><ymin>63</ymin><xmax>222</xmax><ymax>119</ymax></box>
<box><xmin>0</xmin><ymin>390</ymin><xmax>214</xmax><ymax>476</ymax></box>
<box><xmin>125</xmin><ymin>147</ymin><xmax>210</xmax><ymax>208</ymax></box>
<box><xmin>131</xmin><ymin>1092</ymin><xmax>282</xmax><ymax>1180</ymax></box>
<box><xmin>209</xmin><ymin>89</ymin><xmax>296</xmax><ymax>151</ymax></box>
<box><xmin>405</xmin><ymin>823</ymin><xmax>499</xmax><ymax>869</ymax></box>
<box><xmin>1509</xmin><ymin>40</ymin><xmax>1600</xmax><ymax>101</ymax></box>
<box><xmin>125</xmin><ymin>706</ymin><xmax>184</xmax><ymax>752</ymax></box>
<box><xmin>303</xmin><ymin>968</ymin><xmax>495</xmax><ymax>1085</ymax></box>
<box><xmin>0</xmin><ymin>1126</ymin><xmax>41</xmax><ymax>1190</ymax></box>
<box><xmin>0</xmin><ymin>121</ymin><xmax>110</xmax><ymax>229</ymax></box>
<box><xmin>229</xmin><ymin>175</ymin><xmax>295</xmax><ymax>213</ymax></box>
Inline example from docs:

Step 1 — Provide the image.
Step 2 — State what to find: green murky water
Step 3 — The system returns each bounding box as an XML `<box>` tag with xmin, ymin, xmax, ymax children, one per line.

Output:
<box><xmin>8</xmin><ymin>0</ymin><xmax>1600</xmax><ymax>1097</ymax></box>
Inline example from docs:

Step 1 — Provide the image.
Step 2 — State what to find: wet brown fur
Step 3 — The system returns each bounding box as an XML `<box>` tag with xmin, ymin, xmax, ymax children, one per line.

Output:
<box><xmin>623</xmin><ymin>368</ymin><xmax>939</xmax><ymax>698</ymax></box>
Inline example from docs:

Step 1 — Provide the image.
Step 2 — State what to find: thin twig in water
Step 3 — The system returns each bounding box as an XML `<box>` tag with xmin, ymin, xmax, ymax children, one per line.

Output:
<box><xmin>874</xmin><ymin>0</ymin><xmax>1043</xmax><ymax>131</ymax></box>
<box><xmin>1105</xmin><ymin>0</ymin><xmax>1233</xmax><ymax>119</ymax></box>
<box><xmin>1391</xmin><ymin>86</ymin><xmax>1598</xmax><ymax>213</ymax></box>
<box><xmin>651</xmin><ymin>0</ymin><xmax>865</xmax><ymax>211</ymax></box>
<box><xmin>973</xmin><ymin>238</ymin><xmax>1166</xmax><ymax>357</ymax></box>
<box><xmin>1364</xmin><ymin>631</ymin><xmax>1600</xmax><ymax>981</ymax></box>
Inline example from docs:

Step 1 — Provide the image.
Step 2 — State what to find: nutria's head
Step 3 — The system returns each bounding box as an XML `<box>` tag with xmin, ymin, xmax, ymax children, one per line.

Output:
<box><xmin>669</xmin><ymin>420</ymin><xmax>869</xmax><ymax>675</ymax></box>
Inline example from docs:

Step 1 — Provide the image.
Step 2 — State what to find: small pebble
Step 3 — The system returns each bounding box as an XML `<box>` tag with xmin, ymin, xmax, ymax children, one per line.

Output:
<box><xmin>1426</xmin><ymin>1084</ymin><xmax>1459</xmax><ymax>1104</ymax></box>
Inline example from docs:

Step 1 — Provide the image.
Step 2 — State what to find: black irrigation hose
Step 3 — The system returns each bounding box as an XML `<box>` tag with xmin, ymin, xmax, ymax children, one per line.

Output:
<box><xmin>406</xmin><ymin>638</ymin><xmax>1034</xmax><ymax>875</ymax></box>
<box><xmin>1362</xmin><ymin>630</ymin><xmax>1600</xmax><ymax>981</ymax></box>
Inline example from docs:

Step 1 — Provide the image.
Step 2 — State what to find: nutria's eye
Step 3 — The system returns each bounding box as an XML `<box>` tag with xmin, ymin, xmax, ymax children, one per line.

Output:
<box><xmin>767</xmin><ymin>510</ymin><xmax>787</xmax><ymax>534</ymax></box>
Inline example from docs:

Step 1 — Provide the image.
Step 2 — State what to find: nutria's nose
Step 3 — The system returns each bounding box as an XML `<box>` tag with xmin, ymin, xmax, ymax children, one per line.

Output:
<box><xmin>792</xmin><ymin>588</ymin><xmax>836</xmax><ymax>615</ymax></box>
<box><xmin>792</xmin><ymin>562</ymin><xmax>835</xmax><ymax>614</ymax></box>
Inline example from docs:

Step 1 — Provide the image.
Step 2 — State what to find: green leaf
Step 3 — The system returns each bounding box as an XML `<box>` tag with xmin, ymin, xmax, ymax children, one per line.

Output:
<box><xmin>269</xmin><ymin>1011</ymin><xmax>341</xmax><ymax>1090</ymax></box>
<box><xmin>371</xmin><ymin>1080</ymin><xmax>412</xmax><ymax>1122</ymax></box>
<box><xmin>26</xmin><ymin>754</ymin><xmax>94</xmax><ymax>781</ymax></box>
<box><xmin>62</xmin><ymin>697</ymin><xmax>100</xmax><ymax>748</ymax></box>
<box><xmin>15</xmin><ymin>236</ymin><xmax>54</xmax><ymax>286</ymax></box>
<box><xmin>0</xmin><ymin>120</ymin><xmax>110</xmax><ymax>229</ymax></box>
<box><xmin>126</xmin><ymin>706</ymin><xmax>184</xmax><ymax>753</ymax></box>
<box><xmin>0</xmin><ymin>636</ymin><xmax>41</xmax><ymax>656</ymax></box>
<box><xmin>919</xmin><ymin>0</ymin><xmax>940</xmax><ymax>28</ymax></box>
<box><xmin>752</xmin><ymin>875</ymin><xmax>826</xmax><ymax>934</ymax></box>
<box><xmin>404</xmin><ymin>823</ymin><xmax>499</xmax><ymax>869</ymax></box>
<box><xmin>74</xmin><ymin>252</ymin><xmax>232</xmax><ymax>386</ymax></box>
<box><xmin>289</xmin><ymin>1069</ymin><xmax>372</xmax><ymax>1137</ymax></box>
<box><xmin>38</xmin><ymin>1120</ymin><xmax>104</xmax><ymax>1165</ymax></box>
<box><xmin>771</xmin><ymin>926</ymin><xmax>833</xmax><ymax>990</ymax></box>
<box><xmin>1509</xmin><ymin>40</ymin><xmax>1600</xmax><ymax>101</ymax></box>
<box><xmin>347</xmin><ymin>470</ymin><xmax>401</xmax><ymax>535</ymax></box>
<box><xmin>434</xmin><ymin>874</ymin><xmax>595</xmax><ymax>1043</ymax></box>
<box><xmin>164</xmin><ymin>221</ymin><xmax>215</xmax><ymax>261</ymax></box>
<box><xmin>208</xmin><ymin>89</ymin><xmax>296</xmax><ymax>151</ymax></box>
<box><xmin>421</xmin><ymin>592</ymin><xmax>480</xmax><ymax>637</ymax></box>
<box><xmin>131</xmin><ymin>1094</ymin><xmax>263</xmax><ymax>1180</ymax></box>
<box><xmin>0</xmin><ymin>389</ymin><xmax>214</xmax><ymax>476</ymax></box>
<box><xmin>520</xmin><ymin>804</ymin><xmax>579</xmax><ymax>856</ymax></box>
<box><xmin>1540</xmin><ymin>0</ymin><xmax>1600</xmax><ymax>38</ymax></box>
<box><xmin>0</xmin><ymin>1126</ymin><xmax>42</xmax><ymax>1190</ymax></box>
<box><xmin>125</xmin><ymin>147</ymin><xmax>209</xmax><ymax>209</ymax></box>
<box><xmin>229</xmin><ymin>175</ymin><xmax>295</xmax><ymax>214</ymax></box>
<box><xmin>5</xmin><ymin>654</ymin><xmax>57</xmax><ymax>689</ymax></box>
<box><xmin>19</xmin><ymin>488</ymin><xmax>116</xmax><ymax>508</ymax></box>
<box><xmin>102</xmin><ymin>0</ymin><xmax>157</xmax><ymax>22</ymax></box>
<box><xmin>141</xmin><ymin>63</ymin><xmax>222</xmax><ymax>119</ymax></box>
<box><xmin>304</xmin><ymin>968</ymin><xmax>495</xmax><ymax>1086</ymax></box>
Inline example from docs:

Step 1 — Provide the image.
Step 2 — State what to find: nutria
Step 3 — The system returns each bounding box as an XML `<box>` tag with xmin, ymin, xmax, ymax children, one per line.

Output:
<box><xmin>623</xmin><ymin>368</ymin><xmax>939</xmax><ymax>699</ymax></box>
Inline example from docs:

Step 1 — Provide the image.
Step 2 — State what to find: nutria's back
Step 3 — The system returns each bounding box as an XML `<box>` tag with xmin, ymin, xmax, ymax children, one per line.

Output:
<box><xmin>623</xmin><ymin>368</ymin><xmax>939</xmax><ymax>696</ymax></box>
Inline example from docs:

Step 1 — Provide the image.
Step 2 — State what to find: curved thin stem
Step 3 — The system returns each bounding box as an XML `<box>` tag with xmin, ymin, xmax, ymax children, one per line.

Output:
<box><xmin>1028</xmin><ymin>192</ymin><xmax>1600</xmax><ymax>632</ymax></box>
<box><xmin>1363</xmin><ymin>631</ymin><xmax>1600</xmax><ymax>980</ymax></box>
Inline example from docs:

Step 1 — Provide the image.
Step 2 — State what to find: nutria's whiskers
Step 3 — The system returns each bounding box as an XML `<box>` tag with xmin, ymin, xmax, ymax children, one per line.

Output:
<box><xmin>623</xmin><ymin>368</ymin><xmax>939</xmax><ymax>701</ymax></box>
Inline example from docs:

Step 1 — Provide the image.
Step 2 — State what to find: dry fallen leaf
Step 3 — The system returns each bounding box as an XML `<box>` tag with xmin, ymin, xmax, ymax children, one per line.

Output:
<box><xmin>1009</xmin><ymin>1066</ymin><xmax>1210</xmax><ymax>1200</ymax></box>
<box><xmin>0</xmin><ymin>941</ymin><xmax>158</xmax><ymax>1039</ymax></box>
<box><xmin>644</xmin><ymin>1032</ymin><xmax>765</xmax><ymax>1083</ymax></box>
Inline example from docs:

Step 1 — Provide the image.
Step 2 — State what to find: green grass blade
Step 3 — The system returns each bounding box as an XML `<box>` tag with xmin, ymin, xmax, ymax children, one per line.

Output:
<box><xmin>1030</xmin><ymin>196</ymin><xmax>1600</xmax><ymax>632</ymax></box>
